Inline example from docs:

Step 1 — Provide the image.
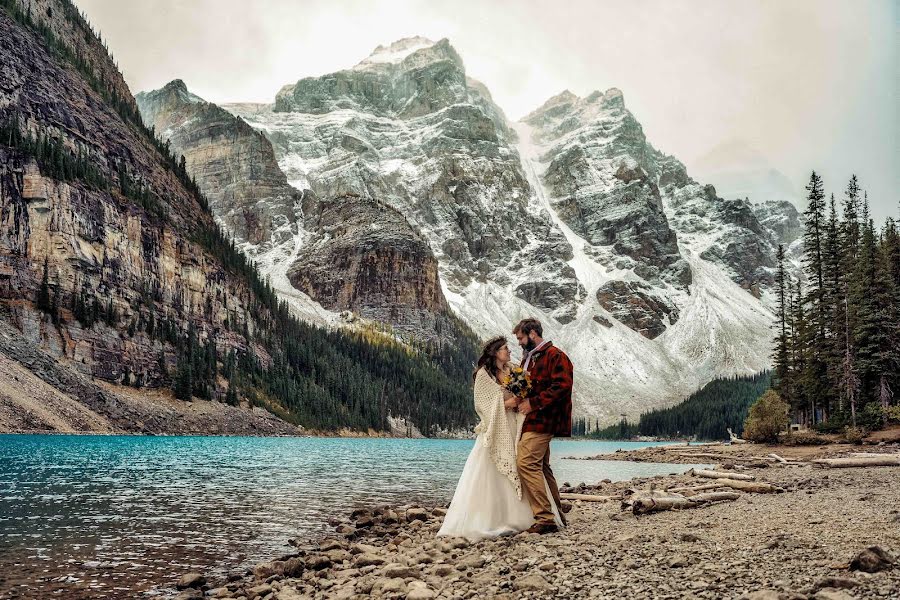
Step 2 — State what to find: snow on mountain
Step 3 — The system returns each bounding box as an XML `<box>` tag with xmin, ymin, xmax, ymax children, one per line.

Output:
<box><xmin>202</xmin><ymin>37</ymin><xmax>791</xmax><ymax>423</ymax></box>
<box><xmin>354</xmin><ymin>36</ymin><xmax>438</xmax><ymax>69</ymax></box>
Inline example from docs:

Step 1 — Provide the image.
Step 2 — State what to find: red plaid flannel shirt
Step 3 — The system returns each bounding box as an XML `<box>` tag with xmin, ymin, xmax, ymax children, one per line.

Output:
<box><xmin>520</xmin><ymin>342</ymin><xmax>573</xmax><ymax>437</ymax></box>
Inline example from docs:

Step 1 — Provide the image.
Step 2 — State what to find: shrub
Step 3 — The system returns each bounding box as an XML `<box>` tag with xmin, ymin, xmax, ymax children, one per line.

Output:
<box><xmin>743</xmin><ymin>390</ymin><xmax>790</xmax><ymax>443</ymax></box>
<box><xmin>815</xmin><ymin>412</ymin><xmax>848</xmax><ymax>434</ymax></box>
<box><xmin>784</xmin><ymin>431</ymin><xmax>829</xmax><ymax>446</ymax></box>
<box><xmin>884</xmin><ymin>405</ymin><xmax>900</xmax><ymax>425</ymax></box>
<box><xmin>857</xmin><ymin>403</ymin><xmax>885</xmax><ymax>430</ymax></box>
<box><xmin>842</xmin><ymin>426</ymin><xmax>865</xmax><ymax>445</ymax></box>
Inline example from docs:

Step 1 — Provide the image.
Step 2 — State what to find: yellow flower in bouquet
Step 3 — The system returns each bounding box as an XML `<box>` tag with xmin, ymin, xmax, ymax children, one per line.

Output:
<box><xmin>502</xmin><ymin>366</ymin><xmax>532</xmax><ymax>399</ymax></box>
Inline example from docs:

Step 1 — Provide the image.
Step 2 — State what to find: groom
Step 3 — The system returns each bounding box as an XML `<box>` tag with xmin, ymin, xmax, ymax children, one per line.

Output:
<box><xmin>513</xmin><ymin>318</ymin><xmax>573</xmax><ymax>535</ymax></box>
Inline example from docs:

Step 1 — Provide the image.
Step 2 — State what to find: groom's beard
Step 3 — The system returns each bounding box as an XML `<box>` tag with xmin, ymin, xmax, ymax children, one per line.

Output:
<box><xmin>522</xmin><ymin>340</ymin><xmax>536</xmax><ymax>352</ymax></box>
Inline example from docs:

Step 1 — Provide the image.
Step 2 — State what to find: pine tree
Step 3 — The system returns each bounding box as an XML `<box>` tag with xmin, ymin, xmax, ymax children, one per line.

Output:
<box><xmin>789</xmin><ymin>280</ymin><xmax>809</xmax><ymax>422</ymax></box>
<box><xmin>173</xmin><ymin>358</ymin><xmax>192</xmax><ymax>401</ymax></box>
<box><xmin>821</xmin><ymin>194</ymin><xmax>843</xmax><ymax>414</ymax></box>
<box><xmin>226</xmin><ymin>374</ymin><xmax>238</xmax><ymax>406</ymax></box>
<box><xmin>851</xmin><ymin>205</ymin><xmax>880</xmax><ymax>409</ymax></box>
<box><xmin>772</xmin><ymin>245</ymin><xmax>790</xmax><ymax>393</ymax></box>
<box><xmin>801</xmin><ymin>171</ymin><xmax>829</xmax><ymax>421</ymax></box>
<box><xmin>873</xmin><ymin>220</ymin><xmax>899</xmax><ymax>407</ymax></box>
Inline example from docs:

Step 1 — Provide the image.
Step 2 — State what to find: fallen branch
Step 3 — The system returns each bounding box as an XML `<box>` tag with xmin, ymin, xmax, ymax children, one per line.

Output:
<box><xmin>713</xmin><ymin>478</ymin><xmax>783</xmax><ymax>494</ymax></box>
<box><xmin>675</xmin><ymin>452</ymin><xmax>776</xmax><ymax>462</ymax></box>
<box><xmin>849</xmin><ymin>452</ymin><xmax>900</xmax><ymax>458</ymax></box>
<box><xmin>812</xmin><ymin>456</ymin><xmax>900</xmax><ymax>468</ymax></box>
<box><xmin>661</xmin><ymin>442</ymin><xmax>722</xmax><ymax>451</ymax></box>
<box><xmin>768</xmin><ymin>453</ymin><xmax>788</xmax><ymax>464</ymax></box>
<box><xmin>689</xmin><ymin>468</ymin><xmax>755</xmax><ymax>481</ymax></box>
<box><xmin>727</xmin><ymin>428</ymin><xmax>749</xmax><ymax>444</ymax></box>
<box><xmin>560</xmin><ymin>493</ymin><xmax>617</xmax><ymax>502</ymax></box>
<box><xmin>667</xmin><ymin>483</ymin><xmax>723</xmax><ymax>494</ymax></box>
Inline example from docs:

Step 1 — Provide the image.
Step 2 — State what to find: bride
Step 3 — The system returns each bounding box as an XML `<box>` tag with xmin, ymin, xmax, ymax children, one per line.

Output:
<box><xmin>437</xmin><ymin>336</ymin><xmax>563</xmax><ymax>540</ymax></box>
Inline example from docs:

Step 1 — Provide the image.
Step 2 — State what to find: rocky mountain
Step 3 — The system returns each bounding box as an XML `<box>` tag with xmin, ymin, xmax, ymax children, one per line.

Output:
<box><xmin>141</xmin><ymin>36</ymin><xmax>801</xmax><ymax>423</ymax></box>
<box><xmin>136</xmin><ymin>79</ymin><xmax>300</xmax><ymax>250</ymax></box>
<box><xmin>0</xmin><ymin>1</ymin><xmax>476</xmax><ymax>435</ymax></box>
<box><xmin>136</xmin><ymin>78</ymin><xmax>468</xmax><ymax>343</ymax></box>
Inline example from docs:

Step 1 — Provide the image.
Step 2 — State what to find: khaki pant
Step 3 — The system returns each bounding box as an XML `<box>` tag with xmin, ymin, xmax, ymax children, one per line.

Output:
<box><xmin>516</xmin><ymin>431</ymin><xmax>564</xmax><ymax>526</ymax></box>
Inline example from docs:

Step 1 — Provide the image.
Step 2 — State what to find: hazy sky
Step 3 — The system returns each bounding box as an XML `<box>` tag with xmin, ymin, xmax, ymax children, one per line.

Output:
<box><xmin>76</xmin><ymin>0</ymin><xmax>897</xmax><ymax>223</ymax></box>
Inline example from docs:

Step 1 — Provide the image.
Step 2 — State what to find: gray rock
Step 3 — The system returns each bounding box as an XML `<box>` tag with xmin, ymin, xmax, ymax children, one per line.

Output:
<box><xmin>246</xmin><ymin>583</ymin><xmax>273</xmax><ymax>599</ymax></box>
<box><xmin>455</xmin><ymin>556</ymin><xmax>485</xmax><ymax>570</ymax></box>
<box><xmin>354</xmin><ymin>553</ymin><xmax>386</xmax><ymax>567</ymax></box>
<box><xmin>176</xmin><ymin>572</ymin><xmax>206</xmax><ymax>590</ymax></box>
<box><xmin>513</xmin><ymin>573</ymin><xmax>550</xmax><ymax>591</ymax></box>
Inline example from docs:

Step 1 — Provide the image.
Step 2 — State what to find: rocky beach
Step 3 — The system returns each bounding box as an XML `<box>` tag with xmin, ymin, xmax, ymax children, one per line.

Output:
<box><xmin>173</xmin><ymin>442</ymin><xmax>899</xmax><ymax>600</ymax></box>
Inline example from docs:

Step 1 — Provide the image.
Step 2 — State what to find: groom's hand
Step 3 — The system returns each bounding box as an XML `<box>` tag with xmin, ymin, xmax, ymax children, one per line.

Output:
<box><xmin>518</xmin><ymin>399</ymin><xmax>532</xmax><ymax>415</ymax></box>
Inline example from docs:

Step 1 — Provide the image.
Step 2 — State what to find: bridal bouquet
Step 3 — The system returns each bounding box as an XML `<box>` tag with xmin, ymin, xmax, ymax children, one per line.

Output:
<box><xmin>502</xmin><ymin>367</ymin><xmax>532</xmax><ymax>399</ymax></box>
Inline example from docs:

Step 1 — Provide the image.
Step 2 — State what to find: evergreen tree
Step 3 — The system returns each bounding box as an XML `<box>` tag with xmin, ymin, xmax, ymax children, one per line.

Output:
<box><xmin>173</xmin><ymin>359</ymin><xmax>192</xmax><ymax>401</ymax></box>
<box><xmin>772</xmin><ymin>245</ymin><xmax>790</xmax><ymax>393</ymax></box>
<box><xmin>821</xmin><ymin>194</ymin><xmax>844</xmax><ymax>411</ymax></box>
<box><xmin>851</xmin><ymin>211</ymin><xmax>882</xmax><ymax>409</ymax></box>
<box><xmin>801</xmin><ymin>171</ymin><xmax>829</xmax><ymax>422</ymax></box>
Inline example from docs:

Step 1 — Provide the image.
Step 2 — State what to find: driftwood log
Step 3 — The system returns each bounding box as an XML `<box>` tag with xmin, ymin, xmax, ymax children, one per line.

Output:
<box><xmin>661</xmin><ymin>442</ymin><xmax>722</xmax><ymax>451</ymax></box>
<box><xmin>689</xmin><ymin>468</ymin><xmax>755</xmax><ymax>481</ymax></box>
<box><xmin>712</xmin><ymin>478</ymin><xmax>783</xmax><ymax>493</ymax></box>
<box><xmin>667</xmin><ymin>483</ymin><xmax>722</xmax><ymax>494</ymax></box>
<box><xmin>675</xmin><ymin>452</ymin><xmax>776</xmax><ymax>462</ymax></box>
<box><xmin>559</xmin><ymin>493</ymin><xmax>617</xmax><ymax>502</ymax></box>
<box><xmin>727</xmin><ymin>428</ymin><xmax>748</xmax><ymax>444</ymax></box>
<box><xmin>627</xmin><ymin>491</ymin><xmax>741</xmax><ymax>514</ymax></box>
<box><xmin>850</xmin><ymin>452</ymin><xmax>900</xmax><ymax>458</ymax></box>
<box><xmin>812</xmin><ymin>456</ymin><xmax>900</xmax><ymax>468</ymax></box>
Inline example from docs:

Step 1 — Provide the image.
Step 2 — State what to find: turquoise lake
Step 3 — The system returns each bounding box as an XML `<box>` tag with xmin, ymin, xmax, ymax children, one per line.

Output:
<box><xmin>0</xmin><ymin>435</ymin><xmax>701</xmax><ymax>598</ymax></box>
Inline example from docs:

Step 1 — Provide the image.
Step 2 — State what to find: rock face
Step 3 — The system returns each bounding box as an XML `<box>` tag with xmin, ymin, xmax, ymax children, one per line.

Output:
<box><xmin>287</xmin><ymin>194</ymin><xmax>451</xmax><ymax>340</ymax></box>
<box><xmin>136</xmin><ymin>80</ymin><xmax>299</xmax><ymax>249</ymax></box>
<box><xmin>596</xmin><ymin>281</ymin><xmax>678</xmax><ymax>340</ymax></box>
<box><xmin>753</xmin><ymin>200</ymin><xmax>803</xmax><ymax>247</ymax></box>
<box><xmin>0</xmin><ymin>3</ymin><xmax>261</xmax><ymax>393</ymax></box>
<box><xmin>523</xmin><ymin>89</ymin><xmax>691</xmax><ymax>291</ymax></box>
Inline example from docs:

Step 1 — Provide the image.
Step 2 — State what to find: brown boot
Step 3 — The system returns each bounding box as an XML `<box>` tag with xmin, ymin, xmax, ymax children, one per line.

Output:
<box><xmin>521</xmin><ymin>522</ymin><xmax>559</xmax><ymax>535</ymax></box>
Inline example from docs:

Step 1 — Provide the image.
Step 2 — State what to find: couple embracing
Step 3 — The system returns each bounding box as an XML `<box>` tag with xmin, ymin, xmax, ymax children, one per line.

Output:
<box><xmin>438</xmin><ymin>318</ymin><xmax>574</xmax><ymax>539</ymax></box>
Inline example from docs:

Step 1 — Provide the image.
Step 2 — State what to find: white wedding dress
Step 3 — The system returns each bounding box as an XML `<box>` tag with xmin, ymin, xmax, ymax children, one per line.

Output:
<box><xmin>437</xmin><ymin>367</ymin><xmax>563</xmax><ymax>540</ymax></box>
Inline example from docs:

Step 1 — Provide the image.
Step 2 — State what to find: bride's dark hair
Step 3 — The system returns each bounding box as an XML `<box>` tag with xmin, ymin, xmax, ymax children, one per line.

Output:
<box><xmin>474</xmin><ymin>336</ymin><xmax>508</xmax><ymax>382</ymax></box>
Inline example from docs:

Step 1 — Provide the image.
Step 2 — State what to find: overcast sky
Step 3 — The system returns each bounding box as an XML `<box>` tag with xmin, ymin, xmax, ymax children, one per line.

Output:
<box><xmin>75</xmin><ymin>0</ymin><xmax>897</xmax><ymax>223</ymax></box>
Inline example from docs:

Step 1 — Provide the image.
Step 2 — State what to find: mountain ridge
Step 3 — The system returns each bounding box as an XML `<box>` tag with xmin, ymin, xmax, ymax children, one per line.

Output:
<box><xmin>136</xmin><ymin>35</ymin><xmax>802</xmax><ymax>423</ymax></box>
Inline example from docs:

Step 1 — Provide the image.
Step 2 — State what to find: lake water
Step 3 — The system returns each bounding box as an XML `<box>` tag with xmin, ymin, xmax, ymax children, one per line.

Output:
<box><xmin>0</xmin><ymin>435</ymin><xmax>702</xmax><ymax>599</ymax></box>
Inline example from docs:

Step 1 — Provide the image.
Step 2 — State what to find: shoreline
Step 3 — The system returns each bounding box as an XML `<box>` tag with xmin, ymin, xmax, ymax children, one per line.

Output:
<box><xmin>0</xmin><ymin>430</ymin><xmax>689</xmax><ymax>442</ymax></box>
<box><xmin>173</xmin><ymin>442</ymin><xmax>900</xmax><ymax>599</ymax></box>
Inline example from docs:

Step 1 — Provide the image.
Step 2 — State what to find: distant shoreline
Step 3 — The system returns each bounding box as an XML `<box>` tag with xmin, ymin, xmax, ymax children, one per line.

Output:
<box><xmin>0</xmin><ymin>430</ymin><xmax>692</xmax><ymax>443</ymax></box>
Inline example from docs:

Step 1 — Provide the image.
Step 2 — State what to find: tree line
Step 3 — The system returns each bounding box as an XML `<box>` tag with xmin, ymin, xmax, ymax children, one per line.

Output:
<box><xmin>576</xmin><ymin>372</ymin><xmax>772</xmax><ymax>441</ymax></box>
<box><xmin>772</xmin><ymin>173</ymin><xmax>899</xmax><ymax>432</ymax></box>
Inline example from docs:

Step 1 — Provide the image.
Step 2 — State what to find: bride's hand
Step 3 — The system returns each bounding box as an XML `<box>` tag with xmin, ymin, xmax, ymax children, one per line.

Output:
<box><xmin>503</xmin><ymin>396</ymin><xmax>519</xmax><ymax>410</ymax></box>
